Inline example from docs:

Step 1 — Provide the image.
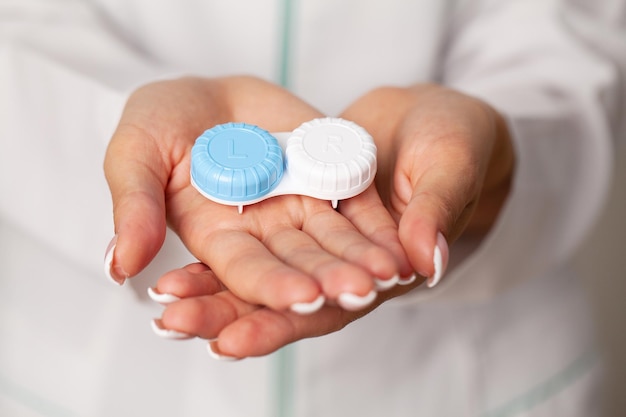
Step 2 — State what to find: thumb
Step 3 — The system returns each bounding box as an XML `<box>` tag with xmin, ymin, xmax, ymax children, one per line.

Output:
<box><xmin>103</xmin><ymin>125</ymin><xmax>169</xmax><ymax>285</ymax></box>
<box><xmin>394</xmin><ymin>145</ymin><xmax>481</xmax><ymax>288</ymax></box>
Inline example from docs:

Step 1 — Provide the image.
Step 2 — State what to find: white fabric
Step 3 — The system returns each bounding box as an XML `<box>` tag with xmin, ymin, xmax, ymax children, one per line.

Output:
<box><xmin>0</xmin><ymin>0</ymin><xmax>624</xmax><ymax>416</ymax></box>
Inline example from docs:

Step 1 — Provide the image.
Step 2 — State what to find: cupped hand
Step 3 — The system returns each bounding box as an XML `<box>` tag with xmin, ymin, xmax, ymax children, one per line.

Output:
<box><xmin>341</xmin><ymin>84</ymin><xmax>515</xmax><ymax>286</ymax></box>
<box><xmin>146</xmin><ymin>83</ymin><xmax>515</xmax><ymax>359</ymax></box>
<box><xmin>149</xmin><ymin>261</ymin><xmax>425</xmax><ymax>359</ymax></box>
<box><xmin>104</xmin><ymin>76</ymin><xmax>410</xmax><ymax>313</ymax></box>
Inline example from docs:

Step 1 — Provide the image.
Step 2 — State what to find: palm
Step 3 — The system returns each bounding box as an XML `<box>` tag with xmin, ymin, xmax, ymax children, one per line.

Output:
<box><xmin>106</xmin><ymin>76</ymin><xmax>410</xmax><ymax>313</ymax></box>
<box><xmin>109</xmin><ymin>80</ymin><xmax>514</xmax><ymax>360</ymax></box>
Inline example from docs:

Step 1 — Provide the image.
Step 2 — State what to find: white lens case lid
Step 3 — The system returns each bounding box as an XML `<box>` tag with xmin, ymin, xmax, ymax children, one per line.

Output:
<box><xmin>190</xmin><ymin>117</ymin><xmax>377</xmax><ymax>213</ymax></box>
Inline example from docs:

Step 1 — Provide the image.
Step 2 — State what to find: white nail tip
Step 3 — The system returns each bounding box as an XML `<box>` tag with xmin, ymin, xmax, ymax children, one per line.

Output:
<box><xmin>147</xmin><ymin>287</ymin><xmax>181</xmax><ymax>304</ymax></box>
<box><xmin>427</xmin><ymin>245</ymin><xmax>443</xmax><ymax>288</ymax></box>
<box><xmin>427</xmin><ymin>232</ymin><xmax>449</xmax><ymax>289</ymax></box>
<box><xmin>337</xmin><ymin>290</ymin><xmax>377</xmax><ymax>311</ymax></box>
<box><xmin>397</xmin><ymin>273</ymin><xmax>417</xmax><ymax>286</ymax></box>
<box><xmin>103</xmin><ymin>240</ymin><xmax>124</xmax><ymax>286</ymax></box>
<box><xmin>290</xmin><ymin>294</ymin><xmax>326</xmax><ymax>314</ymax></box>
<box><xmin>207</xmin><ymin>342</ymin><xmax>239</xmax><ymax>361</ymax></box>
<box><xmin>150</xmin><ymin>319</ymin><xmax>193</xmax><ymax>340</ymax></box>
<box><xmin>374</xmin><ymin>274</ymin><xmax>399</xmax><ymax>291</ymax></box>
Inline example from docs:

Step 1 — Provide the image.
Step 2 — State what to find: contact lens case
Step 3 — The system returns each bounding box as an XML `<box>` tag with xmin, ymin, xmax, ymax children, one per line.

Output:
<box><xmin>190</xmin><ymin>117</ymin><xmax>377</xmax><ymax>213</ymax></box>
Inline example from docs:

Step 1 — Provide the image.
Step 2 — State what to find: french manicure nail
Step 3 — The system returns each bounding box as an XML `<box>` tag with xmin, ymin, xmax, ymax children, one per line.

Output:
<box><xmin>104</xmin><ymin>235</ymin><xmax>126</xmax><ymax>286</ymax></box>
<box><xmin>147</xmin><ymin>287</ymin><xmax>181</xmax><ymax>304</ymax></box>
<box><xmin>337</xmin><ymin>290</ymin><xmax>377</xmax><ymax>311</ymax></box>
<box><xmin>374</xmin><ymin>274</ymin><xmax>399</xmax><ymax>291</ymax></box>
<box><xmin>150</xmin><ymin>319</ymin><xmax>194</xmax><ymax>340</ymax></box>
<box><xmin>207</xmin><ymin>341</ymin><xmax>240</xmax><ymax>361</ymax></box>
<box><xmin>427</xmin><ymin>232</ymin><xmax>449</xmax><ymax>288</ymax></box>
<box><xmin>290</xmin><ymin>294</ymin><xmax>325</xmax><ymax>315</ymax></box>
<box><xmin>397</xmin><ymin>273</ymin><xmax>417</xmax><ymax>286</ymax></box>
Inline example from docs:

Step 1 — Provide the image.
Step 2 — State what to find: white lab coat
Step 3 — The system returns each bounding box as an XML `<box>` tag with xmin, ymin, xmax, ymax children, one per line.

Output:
<box><xmin>1</xmin><ymin>1</ymin><xmax>624</xmax><ymax>416</ymax></box>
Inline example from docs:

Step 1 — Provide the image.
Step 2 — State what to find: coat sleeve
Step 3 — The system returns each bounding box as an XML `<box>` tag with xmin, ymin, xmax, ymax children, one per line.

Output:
<box><xmin>406</xmin><ymin>0</ymin><xmax>626</xmax><ymax>302</ymax></box>
<box><xmin>0</xmin><ymin>0</ymin><xmax>171</xmax><ymax>279</ymax></box>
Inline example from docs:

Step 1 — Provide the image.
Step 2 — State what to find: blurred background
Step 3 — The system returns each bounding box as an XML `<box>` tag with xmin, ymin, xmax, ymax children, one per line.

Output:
<box><xmin>576</xmin><ymin>141</ymin><xmax>626</xmax><ymax>416</ymax></box>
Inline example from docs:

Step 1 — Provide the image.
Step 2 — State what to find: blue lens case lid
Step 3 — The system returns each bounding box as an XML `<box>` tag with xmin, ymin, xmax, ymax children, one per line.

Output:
<box><xmin>190</xmin><ymin>122</ymin><xmax>284</xmax><ymax>203</ymax></box>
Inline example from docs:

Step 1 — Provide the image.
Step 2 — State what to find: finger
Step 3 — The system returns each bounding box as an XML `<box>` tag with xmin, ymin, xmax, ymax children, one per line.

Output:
<box><xmin>203</xmin><ymin>282</ymin><xmax>418</xmax><ymax>358</ymax></box>
<box><xmin>161</xmin><ymin>291</ymin><xmax>354</xmax><ymax>358</ymax></box>
<box><xmin>337</xmin><ymin>186</ymin><xmax>415</xmax><ymax>286</ymax></box>
<box><xmin>262</xmin><ymin>222</ymin><xmax>377</xmax><ymax>310</ymax></box>
<box><xmin>393</xmin><ymin>142</ymin><xmax>474</xmax><ymax>286</ymax></box>
<box><xmin>298</xmin><ymin>197</ymin><xmax>400</xmax><ymax>292</ymax></box>
<box><xmin>103</xmin><ymin>124</ymin><xmax>169</xmax><ymax>285</ymax></box>
<box><xmin>157</xmin><ymin>276</ymin><xmax>426</xmax><ymax>358</ymax></box>
<box><xmin>159</xmin><ymin>291</ymin><xmax>260</xmax><ymax>341</ymax></box>
<box><xmin>199</xmin><ymin>228</ymin><xmax>324</xmax><ymax>313</ymax></box>
<box><xmin>149</xmin><ymin>263</ymin><xmax>224</xmax><ymax>303</ymax></box>
<box><xmin>212</xmin><ymin>306</ymin><xmax>351</xmax><ymax>358</ymax></box>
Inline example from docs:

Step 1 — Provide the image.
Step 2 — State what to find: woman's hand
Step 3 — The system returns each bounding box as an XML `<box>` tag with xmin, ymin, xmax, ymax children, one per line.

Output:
<box><xmin>104</xmin><ymin>76</ymin><xmax>411</xmax><ymax>313</ymax></box>
<box><xmin>145</xmin><ymin>83</ymin><xmax>515</xmax><ymax>359</ymax></box>
<box><xmin>341</xmin><ymin>84</ymin><xmax>515</xmax><ymax>286</ymax></box>
<box><xmin>149</xmin><ymin>261</ymin><xmax>425</xmax><ymax>359</ymax></box>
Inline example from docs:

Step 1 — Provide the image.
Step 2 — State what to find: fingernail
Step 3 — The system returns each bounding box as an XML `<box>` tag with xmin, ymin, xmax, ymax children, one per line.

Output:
<box><xmin>104</xmin><ymin>235</ymin><xmax>127</xmax><ymax>286</ymax></box>
<box><xmin>427</xmin><ymin>232</ymin><xmax>449</xmax><ymax>288</ymax></box>
<box><xmin>374</xmin><ymin>274</ymin><xmax>399</xmax><ymax>291</ymax></box>
<box><xmin>150</xmin><ymin>319</ymin><xmax>194</xmax><ymax>340</ymax></box>
<box><xmin>290</xmin><ymin>294</ymin><xmax>325</xmax><ymax>315</ymax></box>
<box><xmin>147</xmin><ymin>287</ymin><xmax>181</xmax><ymax>305</ymax></box>
<box><xmin>207</xmin><ymin>341</ymin><xmax>240</xmax><ymax>361</ymax></box>
<box><xmin>337</xmin><ymin>290</ymin><xmax>377</xmax><ymax>311</ymax></box>
<box><xmin>397</xmin><ymin>273</ymin><xmax>417</xmax><ymax>286</ymax></box>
